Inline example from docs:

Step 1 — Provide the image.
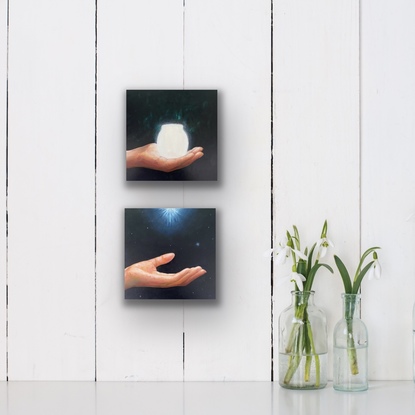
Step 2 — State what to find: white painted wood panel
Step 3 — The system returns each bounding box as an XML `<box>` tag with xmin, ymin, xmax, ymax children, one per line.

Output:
<box><xmin>273</xmin><ymin>0</ymin><xmax>360</xmax><ymax>380</ymax></box>
<box><xmin>96</xmin><ymin>0</ymin><xmax>188</xmax><ymax>381</ymax></box>
<box><xmin>361</xmin><ymin>0</ymin><xmax>415</xmax><ymax>380</ymax></box>
<box><xmin>2</xmin><ymin>0</ymin><xmax>413</xmax><ymax>382</ymax></box>
<box><xmin>0</xmin><ymin>0</ymin><xmax>7</xmax><ymax>380</ymax></box>
<box><xmin>6</xmin><ymin>0</ymin><xmax>96</xmax><ymax>380</ymax></box>
<box><xmin>183</xmin><ymin>0</ymin><xmax>272</xmax><ymax>380</ymax></box>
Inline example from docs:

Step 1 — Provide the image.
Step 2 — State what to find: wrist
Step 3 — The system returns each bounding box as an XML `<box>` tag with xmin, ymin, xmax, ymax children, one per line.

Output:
<box><xmin>126</xmin><ymin>148</ymin><xmax>143</xmax><ymax>169</ymax></box>
<box><xmin>124</xmin><ymin>266</ymin><xmax>134</xmax><ymax>290</ymax></box>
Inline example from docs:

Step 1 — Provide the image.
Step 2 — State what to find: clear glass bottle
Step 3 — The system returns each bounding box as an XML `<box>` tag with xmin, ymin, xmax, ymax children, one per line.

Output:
<box><xmin>333</xmin><ymin>293</ymin><xmax>368</xmax><ymax>391</ymax></box>
<box><xmin>278</xmin><ymin>291</ymin><xmax>328</xmax><ymax>389</ymax></box>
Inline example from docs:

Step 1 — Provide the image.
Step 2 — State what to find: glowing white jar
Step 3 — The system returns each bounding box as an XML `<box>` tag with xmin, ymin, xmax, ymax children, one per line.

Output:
<box><xmin>156</xmin><ymin>123</ymin><xmax>189</xmax><ymax>159</ymax></box>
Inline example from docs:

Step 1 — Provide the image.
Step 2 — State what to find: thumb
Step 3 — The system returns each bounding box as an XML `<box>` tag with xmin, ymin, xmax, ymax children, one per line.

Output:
<box><xmin>153</xmin><ymin>253</ymin><xmax>175</xmax><ymax>267</ymax></box>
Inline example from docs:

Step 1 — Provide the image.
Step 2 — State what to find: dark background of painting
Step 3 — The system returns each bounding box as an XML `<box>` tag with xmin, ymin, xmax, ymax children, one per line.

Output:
<box><xmin>125</xmin><ymin>208</ymin><xmax>216</xmax><ymax>299</ymax></box>
<box><xmin>126</xmin><ymin>90</ymin><xmax>218</xmax><ymax>181</ymax></box>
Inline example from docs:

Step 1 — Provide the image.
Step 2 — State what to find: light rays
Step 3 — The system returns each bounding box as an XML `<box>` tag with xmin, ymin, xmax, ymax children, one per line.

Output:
<box><xmin>158</xmin><ymin>208</ymin><xmax>183</xmax><ymax>227</ymax></box>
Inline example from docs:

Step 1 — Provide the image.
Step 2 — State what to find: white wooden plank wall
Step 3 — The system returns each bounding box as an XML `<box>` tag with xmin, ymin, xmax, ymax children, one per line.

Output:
<box><xmin>96</xmin><ymin>0</ymin><xmax>271</xmax><ymax>381</ymax></box>
<box><xmin>361</xmin><ymin>0</ymin><xmax>415</xmax><ymax>380</ymax></box>
<box><xmin>0</xmin><ymin>0</ymin><xmax>414</xmax><ymax>381</ymax></box>
<box><xmin>6</xmin><ymin>0</ymin><xmax>96</xmax><ymax>380</ymax></box>
<box><xmin>183</xmin><ymin>0</ymin><xmax>271</xmax><ymax>380</ymax></box>
<box><xmin>273</xmin><ymin>0</ymin><xmax>360</xmax><ymax>380</ymax></box>
<box><xmin>0</xmin><ymin>0</ymin><xmax>7</xmax><ymax>381</ymax></box>
<box><xmin>96</xmin><ymin>0</ymin><xmax>187</xmax><ymax>381</ymax></box>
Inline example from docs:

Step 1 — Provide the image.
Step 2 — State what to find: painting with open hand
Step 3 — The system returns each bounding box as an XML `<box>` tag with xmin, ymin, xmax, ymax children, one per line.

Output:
<box><xmin>124</xmin><ymin>208</ymin><xmax>216</xmax><ymax>299</ymax></box>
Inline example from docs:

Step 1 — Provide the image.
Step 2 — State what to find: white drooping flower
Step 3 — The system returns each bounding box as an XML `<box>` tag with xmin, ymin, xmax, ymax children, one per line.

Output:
<box><xmin>275</xmin><ymin>271</ymin><xmax>306</xmax><ymax>291</ymax></box>
<box><xmin>367</xmin><ymin>258</ymin><xmax>382</xmax><ymax>280</ymax></box>
<box><xmin>274</xmin><ymin>237</ymin><xmax>307</xmax><ymax>266</ymax></box>
<box><xmin>315</xmin><ymin>237</ymin><xmax>334</xmax><ymax>259</ymax></box>
<box><xmin>289</xmin><ymin>272</ymin><xmax>306</xmax><ymax>291</ymax></box>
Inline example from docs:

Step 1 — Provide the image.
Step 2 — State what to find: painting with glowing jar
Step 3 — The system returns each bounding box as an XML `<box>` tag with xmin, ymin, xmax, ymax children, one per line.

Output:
<box><xmin>126</xmin><ymin>90</ymin><xmax>218</xmax><ymax>181</ymax></box>
<box><xmin>124</xmin><ymin>208</ymin><xmax>216</xmax><ymax>299</ymax></box>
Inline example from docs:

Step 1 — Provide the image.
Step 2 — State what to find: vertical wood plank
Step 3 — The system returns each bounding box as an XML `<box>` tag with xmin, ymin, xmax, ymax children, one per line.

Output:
<box><xmin>96</xmin><ymin>0</ymin><xmax>187</xmax><ymax>380</ymax></box>
<box><xmin>7</xmin><ymin>0</ymin><xmax>96</xmax><ymax>380</ymax></box>
<box><xmin>361</xmin><ymin>0</ymin><xmax>415</xmax><ymax>380</ymax></box>
<box><xmin>183</xmin><ymin>0</ymin><xmax>272</xmax><ymax>380</ymax></box>
<box><xmin>0</xmin><ymin>0</ymin><xmax>7</xmax><ymax>380</ymax></box>
<box><xmin>273</xmin><ymin>0</ymin><xmax>360</xmax><ymax>380</ymax></box>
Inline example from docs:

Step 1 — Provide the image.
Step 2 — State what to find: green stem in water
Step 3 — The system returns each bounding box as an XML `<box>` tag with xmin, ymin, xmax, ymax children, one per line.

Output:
<box><xmin>303</xmin><ymin>308</ymin><xmax>312</xmax><ymax>382</ymax></box>
<box><xmin>346</xmin><ymin>319</ymin><xmax>359</xmax><ymax>375</ymax></box>
<box><xmin>285</xmin><ymin>302</ymin><xmax>307</xmax><ymax>353</ymax></box>
<box><xmin>306</xmin><ymin>320</ymin><xmax>320</xmax><ymax>387</ymax></box>
<box><xmin>283</xmin><ymin>297</ymin><xmax>321</xmax><ymax>387</ymax></box>
<box><xmin>284</xmin><ymin>353</ymin><xmax>302</xmax><ymax>384</ymax></box>
<box><xmin>344</xmin><ymin>296</ymin><xmax>359</xmax><ymax>375</ymax></box>
<box><xmin>284</xmin><ymin>323</ymin><xmax>304</xmax><ymax>384</ymax></box>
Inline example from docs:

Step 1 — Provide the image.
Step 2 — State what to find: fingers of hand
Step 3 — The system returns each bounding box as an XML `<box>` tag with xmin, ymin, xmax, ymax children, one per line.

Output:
<box><xmin>177</xmin><ymin>150</ymin><xmax>204</xmax><ymax>169</ymax></box>
<box><xmin>189</xmin><ymin>146</ymin><xmax>203</xmax><ymax>154</ymax></box>
<box><xmin>158</xmin><ymin>148</ymin><xmax>204</xmax><ymax>172</ymax></box>
<box><xmin>153</xmin><ymin>253</ymin><xmax>175</xmax><ymax>267</ymax></box>
<box><xmin>174</xmin><ymin>266</ymin><xmax>207</xmax><ymax>287</ymax></box>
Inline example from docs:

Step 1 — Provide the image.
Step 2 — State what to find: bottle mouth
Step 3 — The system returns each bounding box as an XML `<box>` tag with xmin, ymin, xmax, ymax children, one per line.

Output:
<box><xmin>341</xmin><ymin>293</ymin><xmax>361</xmax><ymax>298</ymax></box>
<box><xmin>290</xmin><ymin>290</ymin><xmax>315</xmax><ymax>294</ymax></box>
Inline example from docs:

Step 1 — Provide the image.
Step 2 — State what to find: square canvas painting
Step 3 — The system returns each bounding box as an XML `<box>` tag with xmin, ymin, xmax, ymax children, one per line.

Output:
<box><xmin>126</xmin><ymin>90</ymin><xmax>218</xmax><ymax>181</ymax></box>
<box><xmin>124</xmin><ymin>208</ymin><xmax>216</xmax><ymax>299</ymax></box>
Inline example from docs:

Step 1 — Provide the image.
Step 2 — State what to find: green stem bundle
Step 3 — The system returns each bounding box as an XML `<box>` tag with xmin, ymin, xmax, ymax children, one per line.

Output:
<box><xmin>283</xmin><ymin>298</ymin><xmax>321</xmax><ymax>387</ymax></box>
<box><xmin>346</xmin><ymin>319</ymin><xmax>359</xmax><ymax>375</ymax></box>
<box><xmin>345</xmin><ymin>297</ymin><xmax>359</xmax><ymax>375</ymax></box>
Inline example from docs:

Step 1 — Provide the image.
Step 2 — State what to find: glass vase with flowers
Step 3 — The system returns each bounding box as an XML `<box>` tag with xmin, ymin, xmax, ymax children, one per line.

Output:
<box><xmin>333</xmin><ymin>247</ymin><xmax>381</xmax><ymax>391</ymax></box>
<box><xmin>274</xmin><ymin>221</ymin><xmax>333</xmax><ymax>389</ymax></box>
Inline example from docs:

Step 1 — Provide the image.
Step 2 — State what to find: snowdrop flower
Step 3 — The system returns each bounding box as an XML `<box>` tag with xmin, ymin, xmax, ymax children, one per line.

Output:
<box><xmin>271</xmin><ymin>221</ymin><xmax>333</xmax><ymax>296</ymax></box>
<box><xmin>289</xmin><ymin>272</ymin><xmax>306</xmax><ymax>291</ymax></box>
<box><xmin>367</xmin><ymin>253</ymin><xmax>381</xmax><ymax>280</ymax></box>
<box><xmin>316</xmin><ymin>237</ymin><xmax>334</xmax><ymax>259</ymax></box>
<box><xmin>315</xmin><ymin>220</ymin><xmax>334</xmax><ymax>259</ymax></box>
<box><xmin>274</xmin><ymin>237</ymin><xmax>307</xmax><ymax>266</ymax></box>
<box><xmin>276</xmin><ymin>270</ymin><xmax>306</xmax><ymax>291</ymax></box>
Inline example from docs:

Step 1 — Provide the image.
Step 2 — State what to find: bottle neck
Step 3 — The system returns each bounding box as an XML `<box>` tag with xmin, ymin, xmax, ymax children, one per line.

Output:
<box><xmin>291</xmin><ymin>290</ymin><xmax>315</xmax><ymax>307</ymax></box>
<box><xmin>342</xmin><ymin>293</ymin><xmax>361</xmax><ymax>319</ymax></box>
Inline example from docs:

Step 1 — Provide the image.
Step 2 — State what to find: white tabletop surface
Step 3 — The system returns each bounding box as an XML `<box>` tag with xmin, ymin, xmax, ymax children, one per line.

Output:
<box><xmin>0</xmin><ymin>381</ymin><xmax>414</xmax><ymax>415</ymax></box>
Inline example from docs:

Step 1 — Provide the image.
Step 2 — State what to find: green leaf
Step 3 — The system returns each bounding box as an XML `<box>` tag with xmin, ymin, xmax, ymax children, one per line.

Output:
<box><xmin>297</xmin><ymin>259</ymin><xmax>307</xmax><ymax>277</ymax></box>
<box><xmin>320</xmin><ymin>220</ymin><xmax>328</xmax><ymax>238</ymax></box>
<box><xmin>334</xmin><ymin>255</ymin><xmax>352</xmax><ymax>293</ymax></box>
<box><xmin>292</xmin><ymin>226</ymin><xmax>300</xmax><ymax>250</ymax></box>
<box><xmin>303</xmin><ymin>263</ymin><xmax>333</xmax><ymax>292</ymax></box>
<box><xmin>353</xmin><ymin>247</ymin><xmax>380</xmax><ymax>281</ymax></box>
<box><xmin>361</xmin><ymin>246</ymin><xmax>381</xmax><ymax>261</ymax></box>
<box><xmin>286</xmin><ymin>231</ymin><xmax>293</xmax><ymax>247</ymax></box>
<box><xmin>307</xmin><ymin>243</ymin><xmax>317</xmax><ymax>276</ymax></box>
<box><xmin>352</xmin><ymin>261</ymin><xmax>374</xmax><ymax>294</ymax></box>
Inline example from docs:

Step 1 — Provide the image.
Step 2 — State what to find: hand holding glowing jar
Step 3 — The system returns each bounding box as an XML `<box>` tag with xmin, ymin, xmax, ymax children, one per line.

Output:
<box><xmin>126</xmin><ymin>123</ymin><xmax>204</xmax><ymax>172</ymax></box>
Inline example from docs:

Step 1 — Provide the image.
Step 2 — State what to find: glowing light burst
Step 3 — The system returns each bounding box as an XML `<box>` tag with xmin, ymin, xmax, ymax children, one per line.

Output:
<box><xmin>158</xmin><ymin>208</ymin><xmax>183</xmax><ymax>227</ymax></box>
<box><xmin>149</xmin><ymin>208</ymin><xmax>192</xmax><ymax>235</ymax></box>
